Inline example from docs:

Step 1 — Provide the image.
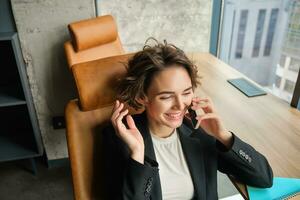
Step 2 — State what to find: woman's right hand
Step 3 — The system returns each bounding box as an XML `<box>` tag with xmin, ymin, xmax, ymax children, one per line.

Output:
<box><xmin>111</xmin><ymin>100</ymin><xmax>145</xmax><ymax>164</ymax></box>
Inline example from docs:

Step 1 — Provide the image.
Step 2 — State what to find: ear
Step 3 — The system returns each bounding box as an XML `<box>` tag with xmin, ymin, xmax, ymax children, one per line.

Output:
<box><xmin>136</xmin><ymin>96</ymin><xmax>149</xmax><ymax>106</ymax></box>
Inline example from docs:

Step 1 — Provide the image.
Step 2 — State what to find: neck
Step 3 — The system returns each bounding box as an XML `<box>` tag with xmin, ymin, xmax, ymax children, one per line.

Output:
<box><xmin>147</xmin><ymin>118</ymin><xmax>175</xmax><ymax>138</ymax></box>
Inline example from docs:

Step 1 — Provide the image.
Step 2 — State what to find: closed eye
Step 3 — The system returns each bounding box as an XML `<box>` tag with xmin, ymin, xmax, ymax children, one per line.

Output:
<box><xmin>159</xmin><ymin>96</ymin><xmax>172</xmax><ymax>100</ymax></box>
<box><xmin>183</xmin><ymin>92</ymin><xmax>192</xmax><ymax>96</ymax></box>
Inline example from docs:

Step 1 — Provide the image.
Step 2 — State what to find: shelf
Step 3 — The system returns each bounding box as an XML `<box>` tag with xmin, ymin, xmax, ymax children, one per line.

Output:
<box><xmin>0</xmin><ymin>86</ymin><xmax>26</xmax><ymax>107</ymax></box>
<box><xmin>0</xmin><ymin>32</ymin><xmax>43</xmax><ymax>164</ymax></box>
<box><xmin>0</xmin><ymin>136</ymin><xmax>39</xmax><ymax>162</ymax></box>
<box><xmin>0</xmin><ymin>32</ymin><xmax>16</xmax><ymax>41</ymax></box>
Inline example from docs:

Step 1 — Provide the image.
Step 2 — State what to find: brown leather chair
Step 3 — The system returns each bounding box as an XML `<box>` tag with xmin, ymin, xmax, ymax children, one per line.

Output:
<box><xmin>64</xmin><ymin>15</ymin><xmax>125</xmax><ymax>69</ymax></box>
<box><xmin>64</xmin><ymin>16</ymin><xmax>130</xmax><ymax>199</ymax></box>
<box><xmin>65</xmin><ymin>54</ymin><xmax>144</xmax><ymax>200</ymax></box>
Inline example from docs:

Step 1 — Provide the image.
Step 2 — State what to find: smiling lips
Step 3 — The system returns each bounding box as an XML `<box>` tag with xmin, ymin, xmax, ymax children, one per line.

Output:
<box><xmin>165</xmin><ymin>112</ymin><xmax>183</xmax><ymax>121</ymax></box>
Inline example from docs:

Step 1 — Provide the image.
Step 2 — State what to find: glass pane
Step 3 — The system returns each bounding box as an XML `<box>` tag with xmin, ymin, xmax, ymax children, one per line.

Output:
<box><xmin>252</xmin><ymin>9</ymin><xmax>266</xmax><ymax>57</ymax></box>
<box><xmin>279</xmin><ymin>54</ymin><xmax>286</xmax><ymax>67</ymax></box>
<box><xmin>219</xmin><ymin>0</ymin><xmax>300</xmax><ymax>103</ymax></box>
<box><xmin>235</xmin><ymin>10</ymin><xmax>248</xmax><ymax>59</ymax></box>
<box><xmin>275</xmin><ymin>75</ymin><xmax>281</xmax><ymax>88</ymax></box>
<box><xmin>289</xmin><ymin>57</ymin><xmax>300</xmax><ymax>72</ymax></box>
<box><xmin>263</xmin><ymin>8</ymin><xmax>279</xmax><ymax>56</ymax></box>
<box><xmin>284</xmin><ymin>79</ymin><xmax>296</xmax><ymax>93</ymax></box>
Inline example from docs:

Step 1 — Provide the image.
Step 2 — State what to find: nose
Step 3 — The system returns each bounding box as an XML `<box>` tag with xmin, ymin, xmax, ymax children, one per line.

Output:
<box><xmin>173</xmin><ymin>96</ymin><xmax>185</xmax><ymax>110</ymax></box>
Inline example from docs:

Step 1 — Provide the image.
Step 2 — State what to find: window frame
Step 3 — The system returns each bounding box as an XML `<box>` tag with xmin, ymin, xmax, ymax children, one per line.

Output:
<box><xmin>209</xmin><ymin>0</ymin><xmax>300</xmax><ymax>110</ymax></box>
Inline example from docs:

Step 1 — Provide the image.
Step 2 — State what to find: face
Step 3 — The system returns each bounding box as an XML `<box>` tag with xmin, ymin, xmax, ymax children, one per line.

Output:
<box><xmin>142</xmin><ymin>65</ymin><xmax>194</xmax><ymax>134</ymax></box>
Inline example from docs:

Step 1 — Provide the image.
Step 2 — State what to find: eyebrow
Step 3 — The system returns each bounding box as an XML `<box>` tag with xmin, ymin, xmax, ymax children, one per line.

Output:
<box><xmin>156</xmin><ymin>86</ymin><xmax>193</xmax><ymax>95</ymax></box>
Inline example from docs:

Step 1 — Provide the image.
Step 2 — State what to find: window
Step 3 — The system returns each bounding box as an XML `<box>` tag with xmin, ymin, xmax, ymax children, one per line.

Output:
<box><xmin>219</xmin><ymin>0</ymin><xmax>300</xmax><ymax>105</ymax></box>
<box><xmin>289</xmin><ymin>57</ymin><xmax>300</xmax><ymax>72</ymax></box>
<box><xmin>279</xmin><ymin>54</ymin><xmax>286</xmax><ymax>67</ymax></box>
<box><xmin>235</xmin><ymin>10</ymin><xmax>248</xmax><ymax>59</ymax></box>
<box><xmin>284</xmin><ymin>79</ymin><xmax>296</xmax><ymax>93</ymax></box>
<box><xmin>264</xmin><ymin>8</ymin><xmax>279</xmax><ymax>56</ymax></box>
<box><xmin>275</xmin><ymin>75</ymin><xmax>282</xmax><ymax>88</ymax></box>
<box><xmin>252</xmin><ymin>9</ymin><xmax>266</xmax><ymax>57</ymax></box>
<box><xmin>282</xmin><ymin>1</ymin><xmax>300</xmax><ymax>56</ymax></box>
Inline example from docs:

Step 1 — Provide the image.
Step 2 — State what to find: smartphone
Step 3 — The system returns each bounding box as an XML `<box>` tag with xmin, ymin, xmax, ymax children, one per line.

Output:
<box><xmin>188</xmin><ymin>107</ymin><xmax>198</xmax><ymax>129</ymax></box>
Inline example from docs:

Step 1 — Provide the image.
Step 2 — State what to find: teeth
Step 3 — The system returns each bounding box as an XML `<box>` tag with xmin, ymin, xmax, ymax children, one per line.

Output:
<box><xmin>166</xmin><ymin>113</ymin><xmax>181</xmax><ymax>119</ymax></box>
<box><xmin>168</xmin><ymin>113</ymin><xmax>180</xmax><ymax>117</ymax></box>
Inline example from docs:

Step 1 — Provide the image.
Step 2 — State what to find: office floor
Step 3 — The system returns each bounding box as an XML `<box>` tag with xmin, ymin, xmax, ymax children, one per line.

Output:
<box><xmin>0</xmin><ymin>159</ymin><xmax>239</xmax><ymax>200</ymax></box>
<box><xmin>0</xmin><ymin>159</ymin><xmax>73</xmax><ymax>200</ymax></box>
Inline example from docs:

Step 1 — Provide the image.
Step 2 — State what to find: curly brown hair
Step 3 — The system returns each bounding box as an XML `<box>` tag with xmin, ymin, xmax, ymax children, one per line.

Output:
<box><xmin>117</xmin><ymin>38</ymin><xmax>201</xmax><ymax>110</ymax></box>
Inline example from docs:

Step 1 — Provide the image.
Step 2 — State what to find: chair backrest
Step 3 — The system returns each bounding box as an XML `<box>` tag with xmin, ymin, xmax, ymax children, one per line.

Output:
<box><xmin>72</xmin><ymin>53</ymin><xmax>133</xmax><ymax>111</ymax></box>
<box><xmin>65</xmin><ymin>54</ymin><xmax>142</xmax><ymax>200</ymax></box>
<box><xmin>64</xmin><ymin>15</ymin><xmax>124</xmax><ymax>69</ymax></box>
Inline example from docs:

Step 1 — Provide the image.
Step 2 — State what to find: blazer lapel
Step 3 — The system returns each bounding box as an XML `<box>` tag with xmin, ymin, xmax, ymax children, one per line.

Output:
<box><xmin>134</xmin><ymin>112</ymin><xmax>206</xmax><ymax>200</ymax></box>
<box><xmin>134</xmin><ymin>112</ymin><xmax>163</xmax><ymax>200</ymax></box>
<box><xmin>178</xmin><ymin>125</ymin><xmax>207</xmax><ymax>200</ymax></box>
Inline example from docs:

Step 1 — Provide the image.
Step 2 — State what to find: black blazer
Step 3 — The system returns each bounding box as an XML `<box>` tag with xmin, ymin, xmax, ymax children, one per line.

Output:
<box><xmin>102</xmin><ymin>112</ymin><xmax>273</xmax><ymax>200</ymax></box>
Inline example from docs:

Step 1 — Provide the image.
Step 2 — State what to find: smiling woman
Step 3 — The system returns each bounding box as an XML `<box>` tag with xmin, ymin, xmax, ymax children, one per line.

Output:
<box><xmin>117</xmin><ymin>38</ymin><xmax>200</xmax><ymax>110</ymax></box>
<box><xmin>138</xmin><ymin>66</ymin><xmax>194</xmax><ymax>138</ymax></box>
<box><xmin>101</xmin><ymin>39</ymin><xmax>273</xmax><ymax>200</ymax></box>
<box><xmin>117</xmin><ymin>39</ymin><xmax>200</xmax><ymax>139</ymax></box>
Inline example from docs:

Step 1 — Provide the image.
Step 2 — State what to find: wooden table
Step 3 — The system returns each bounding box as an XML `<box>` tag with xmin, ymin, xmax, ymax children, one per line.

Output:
<box><xmin>189</xmin><ymin>53</ymin><xmax>300</xmax><ymax>199</ymax></box>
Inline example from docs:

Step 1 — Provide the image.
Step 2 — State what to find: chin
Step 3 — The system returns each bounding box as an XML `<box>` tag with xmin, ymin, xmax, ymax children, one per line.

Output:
<box><xmin>164</xmin><ymin>118</ymin><xmax>184</xmax><ymax>129</ymax></box>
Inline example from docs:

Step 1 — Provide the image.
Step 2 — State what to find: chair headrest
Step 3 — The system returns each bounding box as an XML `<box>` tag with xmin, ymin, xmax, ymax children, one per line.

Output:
<box><xmin>72</xmin><ymin>53</ymin><xmax>134</xmax><ymax>111</ymax></box>
<box><xmin>68</xmin><ymin>15</ymin><xmax>118</xmax><ymax>52</ymax></box>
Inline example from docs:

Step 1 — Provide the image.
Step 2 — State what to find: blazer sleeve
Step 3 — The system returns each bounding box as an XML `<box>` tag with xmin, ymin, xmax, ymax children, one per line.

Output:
<box><xmin>102</xmin><ymin>124</ymin><xmax>159</xmax><ymax>200</ymax></box>
<box><xmin>216</xmin><ymin>132</ymin><xmax>273</xmax><ymax>188</ymax></box>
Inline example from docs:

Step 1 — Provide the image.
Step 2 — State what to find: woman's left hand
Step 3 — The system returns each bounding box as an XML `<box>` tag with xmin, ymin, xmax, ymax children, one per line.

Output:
<box><xmin>191</xmin><ymin>97</ymin><xmax>233</xmax><ymax>148</ymax></box>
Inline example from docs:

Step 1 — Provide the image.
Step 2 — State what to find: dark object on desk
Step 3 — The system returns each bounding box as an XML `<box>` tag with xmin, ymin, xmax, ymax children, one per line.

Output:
<box><xmin>227</xmin><ymin>78</ymin><xmax>267</xmax><ymax>97</ymax></box>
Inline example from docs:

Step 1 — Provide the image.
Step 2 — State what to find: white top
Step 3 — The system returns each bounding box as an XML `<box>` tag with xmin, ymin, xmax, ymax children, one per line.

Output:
<box><xmin>150</xmin><ymin>129</ymin><xmax>194</xmax><ymax>200</ymax></box>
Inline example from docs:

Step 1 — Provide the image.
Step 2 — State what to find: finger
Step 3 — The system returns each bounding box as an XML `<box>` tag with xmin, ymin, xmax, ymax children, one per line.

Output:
<box><xmin>111</xmin><ymin>100</ymin><xmax>120</xmax><ymax>119</ymax></box>
<box><xmin>195</xmin><ymin>121</ymin><xmax>200</xmax><ymax>129</ymax></box>
<box><xmin>191</xmin><ymin>102</ymin><xmax>209</xmax><ymax>109</ymax></box>
<box><xmin>115</xmin><ymin>108</ymin><xmax>128</xmax><ymax>123</ymax></box>
<box><xmin>196</xmin><ymin>113</ymin><xmax>218</xmax><ymax>120</ymax></box>
<box><xmin>192</xmin><ymin>99</ymin><xmax>209</xmax><ymax>106</ymax></box>
<box><xmin>115</xmin><ymin>100</ymin><xmax>119</xmax><ymax>108</ymax></box>
<box><xmin>192</xmin><ymin>97</ymin><xmax>215</xmax><ymax>111</ymax></box>
<box><xmin>195</xmin><ymin>113</ymin><xmax>218</xmax><ymax>128</ymax></box>
<box><xmin>115</xmin><ymin>109</ymin><xmax>129</xmax><ymax>131</ymax></box>
<box><xmin>192</xmin><ymin>102</ymin><xmax>214</xmax><ymax>113</ymax></box>
<box><xmin>193</xmin><ymin>97</ymin><xmax>215</xmax><ymax>112</ymax></box>
<box><xmin>112</xmin><ymin>100</ymin><xmax>119</xmax><ymax>112</ymax></box>
<box><xmin>126</xmin><ymin>115</ymin><xmax>137</xmax><ymax>130</ymax></box>
<box><xmin>192</xmin><ymin>97</ymin><xmax>211</xmax><ymax>103</ymax></box>
<box><xmin>112</xmin><ymin>102</ymin><xmax>124</xmax><ymax>122</ymax></box>
<box><xmin>196</xmin><ymin>113</ymin><xmax>219</xmax><ymax>123</ymax></box>
<box><xmin>111</xmin><ymin>100</ymin><xmax>119</xmax><ymax>114</ymax></box>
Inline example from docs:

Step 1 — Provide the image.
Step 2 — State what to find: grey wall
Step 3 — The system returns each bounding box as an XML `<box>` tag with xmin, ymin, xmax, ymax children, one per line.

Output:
<box><xmin>97</xmin><ymin>0</ymin><xmax>212</xmax><ymax>53</ymax></box>
<box><xmin>11</xmin><ymin>0</ymin><xmax>95</xmax><ymax>160</ymax></box>
<box><xmin>10</xmin><ymin>0</ymin><xmax>212</xmax><ymax>160</ymax></box>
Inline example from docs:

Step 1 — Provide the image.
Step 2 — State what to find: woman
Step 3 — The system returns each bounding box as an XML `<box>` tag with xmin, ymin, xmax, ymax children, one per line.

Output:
<box><xmin>102</xmin><ymin>40</ymin><xmax>273</xmax><ymax>200</ymax></box>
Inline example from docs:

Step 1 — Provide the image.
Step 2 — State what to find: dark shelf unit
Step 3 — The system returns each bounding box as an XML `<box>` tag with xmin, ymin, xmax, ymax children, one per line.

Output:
<box><xmin>0</xmin><ymin>85</ymin><xmax>27</xmax><ymax>107</ymax></box>
<box><xmin>0</xmin><ymin>32</ymin><xmax>43</xmax><ymax>166</ymax></box>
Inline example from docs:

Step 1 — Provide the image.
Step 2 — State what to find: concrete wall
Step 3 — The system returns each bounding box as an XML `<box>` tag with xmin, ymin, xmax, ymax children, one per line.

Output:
<box><xmin>97</xmin><ymin>0</ymin><xmax>212</xmax><ymax>53</ymax></box>
<box><xmin>10</xmin><ymin>0</ymin><xmax>212</xmax><ymax>160</ymax></box>
<box><xmin>11</xmin><ymin>0</ymin><xmax>95</xmax><ymax>160</ymax></box>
